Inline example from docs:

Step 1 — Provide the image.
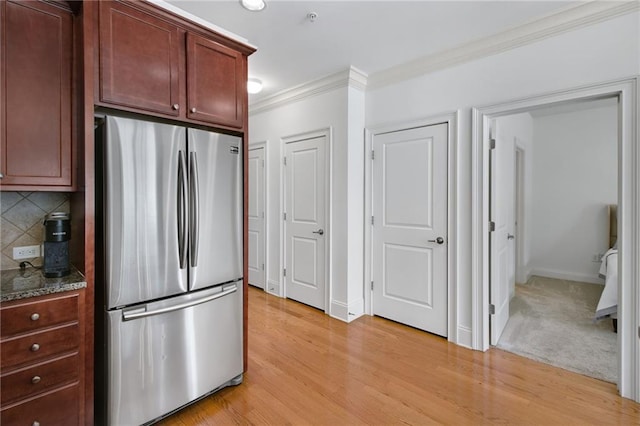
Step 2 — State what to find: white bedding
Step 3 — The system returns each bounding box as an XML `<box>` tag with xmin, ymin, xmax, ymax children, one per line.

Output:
<box><xmin>595</xmin><ymin>248</ymin><xmax>618</xmax><ymax>320</ymax></box>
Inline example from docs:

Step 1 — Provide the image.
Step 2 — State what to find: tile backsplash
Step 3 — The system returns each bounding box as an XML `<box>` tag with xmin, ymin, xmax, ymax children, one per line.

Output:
<box><xmin>1</xmin><ymin>192</ymin><xmax>70</xmax><ymax>270</ymax></box>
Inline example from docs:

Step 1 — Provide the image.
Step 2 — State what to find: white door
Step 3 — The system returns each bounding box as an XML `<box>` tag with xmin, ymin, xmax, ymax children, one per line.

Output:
<box><xmin>490</xmin><ymin>122</ymin><xmax>512</xmax><ymax>345</ymax></box>
<box><xmin>284</xmin><ymin>135</ymin><xmax>326</xmax><ymax>309</ymax></box>
<box><xmin>248</xmin><ymin>147</ymin><xmax>266</xmax><ymax>289</ymax></box>
<box><xmin>372</xmin><ymin>123</ymin><xmax>448</xmax><ymax>336</ymax></box>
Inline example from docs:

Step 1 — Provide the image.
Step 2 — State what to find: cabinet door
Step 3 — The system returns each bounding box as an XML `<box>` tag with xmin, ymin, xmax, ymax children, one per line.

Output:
<box><xmin>186</xmin><ymin>33</ymin><xmax>244</xmax><ymax>128</ymax></box>
<box><xmin>1</xmin><ymin>0</ymin><xmax>73</xmax><ymax>187</ymax></box>
<box><xmin>99</xmin><ymin>1</ymin><xmax>180</xmax><ymax>116</ymax></box>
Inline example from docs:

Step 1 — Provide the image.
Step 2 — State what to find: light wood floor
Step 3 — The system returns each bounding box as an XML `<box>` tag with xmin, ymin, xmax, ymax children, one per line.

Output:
<box><xmin>160</xmin><ymin>286</ymin><xmax>640</xmax><ymax>425</ymax></box>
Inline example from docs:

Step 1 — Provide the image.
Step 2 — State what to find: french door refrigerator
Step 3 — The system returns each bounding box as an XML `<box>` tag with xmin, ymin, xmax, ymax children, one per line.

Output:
<box><xmin>96</xmin><ymin>115</ymin><xmax>243</xmax><ymax>425</ymax></box>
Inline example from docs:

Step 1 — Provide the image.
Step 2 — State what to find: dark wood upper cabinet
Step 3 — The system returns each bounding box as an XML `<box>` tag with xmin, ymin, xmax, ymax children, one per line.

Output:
<box><xmin>96</xmin><ymin>1</ymin><xmax>252</xmax><ymax>130</ymax></box>
<box><xmin>98</xmin><ymin>1</ymin><xmax>180</xmax><ymax>116</ymax></box>
<box><xmin>187</xmin><ymin>33</ymin><xmax>244</xmax><ymax>128</ymax></box>
<box><xmin>1</xmin><ymin>0</ymin><xmax>74</xmax><ymax>189</ymax></box>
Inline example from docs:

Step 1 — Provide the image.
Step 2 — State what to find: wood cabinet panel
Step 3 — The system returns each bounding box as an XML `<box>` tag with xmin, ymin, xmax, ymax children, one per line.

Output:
<box><xmin>1</xmin><ymin>383</ymin><xmax>79</xmax><ymax>426</ymax></box>
<box><xmin>98</xmin><ymin>0</ymin><xmax>180</xmax><ymax>116</ymax></box>
<box><xmin>95</xmin><ymin>1</ymin><xmax>251</xmax><ymax>130</ymax></box>
<box><xmin>1</xmin><ymin>0</ymin><xmax>73</xmax><ymax>188</ymax></box>
<box><xmin>186</xmin><ymin>33</ymin><xmax>244</xmax><ymax>128</ymax></box>
<box><xmin>0</xmin><ymin>290</ymin><xmax>85</xmax><ymax>425</ymax></box>
<box><xmin>1</xmin><ymin>352</ymin><xmax>79</xmax><ymax>405</ymax></box>
<box><xmin>1</xmin><ymin>323</ymin><xmax>79</xmax><ymax>369</ymax></box>
<box><xmin>1</xmin><ymin>293</ymin><xmax>78</xmax><ymax>337</ymax></box>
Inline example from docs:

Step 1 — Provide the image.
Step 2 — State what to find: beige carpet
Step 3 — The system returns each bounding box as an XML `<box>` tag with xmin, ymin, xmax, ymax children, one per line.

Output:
<box><xmin>496</xmin><ymin>276</ymin><xmax>617</xmax><ymax>383</ymax></box>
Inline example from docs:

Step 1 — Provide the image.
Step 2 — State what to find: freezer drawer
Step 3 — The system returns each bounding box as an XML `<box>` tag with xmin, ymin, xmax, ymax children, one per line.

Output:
<box><xmin>106</xmin><ymin>283</ymin><xmax>243</xmax><ymax>426</ymax></box>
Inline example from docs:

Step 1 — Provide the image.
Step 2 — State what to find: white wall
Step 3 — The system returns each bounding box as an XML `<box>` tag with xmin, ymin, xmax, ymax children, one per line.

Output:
<box><xmin>248</xmin><ymin>82</ymin><xmax>366</xmax><ymax>321</ymax></box>
<box><xmin>366</xmin><ymin>11</ymin><xmax>639</xmax><ymax>345</ymax></box>
<box><xmin>495</xmin><ymin>113</ymin><xmax>534</xmax><ymax>294</ymax></box>
<box><xmin>529</xmin><ymin>103</ymin><xmax>618</xmax><ymax>284</ymax></box>
<box><xmin>247</xmin><ymin>10</ymin><xmax>638</xmax><ymax>342</ymax></box>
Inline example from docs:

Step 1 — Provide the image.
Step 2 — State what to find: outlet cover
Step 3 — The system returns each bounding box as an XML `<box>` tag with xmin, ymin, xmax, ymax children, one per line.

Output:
<box><xmin>13</xmin><ymin>245</ymin><xmax>40</xmax><ymax>260</ymax></box>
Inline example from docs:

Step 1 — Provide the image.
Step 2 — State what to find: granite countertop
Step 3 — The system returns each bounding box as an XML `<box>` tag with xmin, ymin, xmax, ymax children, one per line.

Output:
<box><xmin>1</xmin><ymin>267</ymin><xmax>86</xmax><ymax>303</ymax></box>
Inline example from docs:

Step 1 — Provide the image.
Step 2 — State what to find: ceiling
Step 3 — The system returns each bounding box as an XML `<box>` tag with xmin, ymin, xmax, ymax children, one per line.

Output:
<box><xmin>167</xmin><ymin>1</ymin><xmax>577</xmax><ymax>103</ymax></box>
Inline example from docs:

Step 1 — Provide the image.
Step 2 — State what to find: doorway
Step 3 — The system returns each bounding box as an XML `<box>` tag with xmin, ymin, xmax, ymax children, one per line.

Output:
<box><xmin>282</xmin><ymin>130</ymin><xmax>330</xmax><ymax>310</ymax></box>
<box><xmin>490</xmin><ymin>99</ymin><xmax>618</xmax><ymax>383</ymax></box>
<box><xmin>471</xmin><ymin>78</ymin><xmax>639</xmax><ymax>401</ymax></box>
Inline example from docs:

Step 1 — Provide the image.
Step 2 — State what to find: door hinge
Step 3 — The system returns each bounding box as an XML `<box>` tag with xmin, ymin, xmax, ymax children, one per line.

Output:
<box><xmin>371</xmin><ymin>281</ymin><xmax>374</xmax><ymax>290</ymax></box>
<box><xmin>283</xmin><ymin>268</ymin><xmax>286</xmax><ymax>277</ymax></box>
<box><xmin>283</xmin><ymin>156</ymin><xmax>287</xmax><ymax>165</ymax></box>
<box><xmin>489</xmin><ymin>304</ymin><xmax>496</xmax><ymax>315</ymax></box>
<box><xmin>262</xmin><ymin>263</ymin><xmax>265</xmax><ymax>271</ymax></box>
<box><xmin>371</xmin><ymin>150</ymin><xmax>375</xmax><ymax>160</ymax></box>
<box><xmin>371</xmin><ymin>216</ymin><xmax>374</xmax><ymax>225</ymax></box>
<box><xmin>262</xmin><ymin>211</ymin><xmax>265</xmax><ymax>219</ymax></box>
<box><xmin>490</xmin><ymin>139</ymin><xmax>496</xmax><ymax>150</ymax></box>
<box><xmin>489</xmin><ymin>221</ymin><xmax>495</xmax><ymax>232</ymax></box>
<box><xmin>262</xmin><ymin>159</ymin><xmax>265</xmax><ymax>167</ymax></box>
<box><xmin>283</xmin><ymin>212</ymin><xmax>287</xmax><ymax>221</ymax></box>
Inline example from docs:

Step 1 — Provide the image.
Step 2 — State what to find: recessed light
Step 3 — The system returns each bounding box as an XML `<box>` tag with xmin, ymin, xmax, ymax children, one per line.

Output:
<box><xmin>247</xmin><ymin>78</ymin><xmax>263</xmax><ymax>94</ymax></box>
<box><xmin>240</xmin><ymin>0</ymin><xmax>266</xmax><ymax>12</ymax></box>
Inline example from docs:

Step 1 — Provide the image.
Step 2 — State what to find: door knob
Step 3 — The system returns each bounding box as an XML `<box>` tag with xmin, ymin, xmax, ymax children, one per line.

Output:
<box><xmin>507</xmin><ymin>234</ymin><xmax>515</xmax><ymax>240</ymax></box>
<box><xmin>428</xmin><ymin>237</ymin><xmax>444</xmax><ymax>245</ymax></box>
<box><xmin>312</xmin><ymin>229</ymin><xmax>324</xmax><ymax>236</ymax></box>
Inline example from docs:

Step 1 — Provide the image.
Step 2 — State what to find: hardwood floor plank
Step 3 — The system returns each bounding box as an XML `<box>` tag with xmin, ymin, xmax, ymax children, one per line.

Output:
<box><xmin>158</xmin><ymin>287</ymin><xmax>640</xmax><ymax>425</ymax></box>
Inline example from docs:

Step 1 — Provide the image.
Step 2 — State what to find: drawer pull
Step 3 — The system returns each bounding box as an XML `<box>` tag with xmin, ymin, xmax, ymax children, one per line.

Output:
<box><xmin>30</xmin><ymin>313</ymin><xmax>40</xmax><ymax>321</ymax></box>
<box><xmin>31</xmin><ymin>375</ymin><xmax>42</xmax><ymax>384</ymax></box>
<box><xmin>30</xmin><ymin>343</ymin><xmax>40</xmax><ymax>352</ymax></box>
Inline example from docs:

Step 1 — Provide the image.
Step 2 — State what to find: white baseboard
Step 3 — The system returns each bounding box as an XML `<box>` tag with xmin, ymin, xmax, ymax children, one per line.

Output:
<box><xmin>330</xmin><ymin>298</ymin><xmax>364</xmax><ymax>323</ymax></box>
<box><xmin>456</xmin><ymin>326</ymin><xmax>472</xmax><ymax>349</ymax></box>
<box><xmin>266</xmin><ymin>280</ymin><xmax>281</xmax><ymax>296</ymax></box>
<box><xmin>530</xmin><ymin>268</ymin><xmax>603</xmax><ymax>285</ymax></box>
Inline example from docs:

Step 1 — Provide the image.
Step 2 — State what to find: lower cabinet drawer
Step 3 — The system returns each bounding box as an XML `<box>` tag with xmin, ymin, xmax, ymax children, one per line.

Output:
<box><xmin>1</xmin><ymin>383</ymin><xmax>79</xmax><ymax>426</ymax></box>
<box><xmin>1</xmin><ymin>293</ymin><xmax>79</xmax><ymax>337</ymax></box>
<box><xmin>1</xmin><ymin>353</ymin><xmax>79</xmax><ymax>405</ymax></box>
<box><xmin>1</xmin><ymin>323</ymin><xmax>79</xmax><ymax>369</ymax></box>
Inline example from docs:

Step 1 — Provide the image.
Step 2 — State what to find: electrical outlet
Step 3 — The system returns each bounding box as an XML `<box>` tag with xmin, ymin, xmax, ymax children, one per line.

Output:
<box><xmin>13</xmin><ymin>245</ymin><xmax>40</xmax><ymax>260</ymax></box>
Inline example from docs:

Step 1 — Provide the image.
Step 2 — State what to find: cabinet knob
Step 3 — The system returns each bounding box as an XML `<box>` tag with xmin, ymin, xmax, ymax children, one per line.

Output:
<box><xmin>190</xmin><ymin>107</ymin><xmax>197</xmax><ymax>113</ymax></box>
<box><xmin>30</xmin><ymin>313</ymin><xmax>40</xmax><ymax>321</ymax></box>
<box><xmin>0</xmin><ymin>172</ymin><xmax>4</xmax><ymax>179</ymax></box>
<box><xmin>31</xmin><ymin>375</ymin><xmax>41</xmax><ymax>384</ymax></box>
<box><xmin>30</xmin><ymin>343</ymin><xmax>40</xmax><ymax>352</ymax></box>
<box><xmin>33</xmin><ymin>422</ymin><xmax>40</xmax><ymax>426</ymax></box>
<box><xmin>172</xmin><ymin>104</ymin><xmax>180</xmax><ymax>111</ymax></box>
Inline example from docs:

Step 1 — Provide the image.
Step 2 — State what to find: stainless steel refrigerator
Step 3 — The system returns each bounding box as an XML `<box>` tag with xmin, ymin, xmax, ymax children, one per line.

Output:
<box><xmin>96</xmin><ymin>115</ymin><xmax>243</xmax><ymax>425</ymax></box>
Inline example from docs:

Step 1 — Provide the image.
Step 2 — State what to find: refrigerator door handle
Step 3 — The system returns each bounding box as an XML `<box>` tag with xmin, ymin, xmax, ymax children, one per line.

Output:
<box><xmin>189</xmin><ymin>151</ymin><xmax>200</xmax><ymax>267</ymax></box>
<box><xmin>178</xmin><ymin>151</ymin><xmax>188</xmax><ymax>269</ymax></box>
<box><xmin>122</xmin><ymin>284</ymin><xmax>238</xmax><ymax>321</ymax></box>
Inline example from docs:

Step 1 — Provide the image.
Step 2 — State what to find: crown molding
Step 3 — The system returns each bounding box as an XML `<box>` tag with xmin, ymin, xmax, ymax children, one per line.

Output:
<box><xmin>149</xmin><ymin>0</ymin><xmax>254</xmax><ymax>48</ymax></box>
<box><xmin>368</xmin><ymin>1</ymin><xmax>640</xmax><ymax>89</ymax></box>
<box><xmin>250</xmin><ymin>67</ymin><xmax>368</xmax><ymax>115</ymax></box>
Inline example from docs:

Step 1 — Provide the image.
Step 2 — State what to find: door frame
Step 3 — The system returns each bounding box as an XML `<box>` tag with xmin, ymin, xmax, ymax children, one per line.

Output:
<box><xmin>364</xmin><ymin>111</ymin><xmax>461</xmax><ymax>344</ymax></box>
<box><xmin>248</xmin><ymin>142</ymin><xmax>267</xmax><ymax>290</ymax></box>
<box><xmin>471</xmin><ymin>77</ymin><xmax>639</xmax><ymax>401</ymax></box>
<box><xmin>280</xmin><ymin>128</ymin><xmax>332</xmax><ymax>313</ymax></box>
